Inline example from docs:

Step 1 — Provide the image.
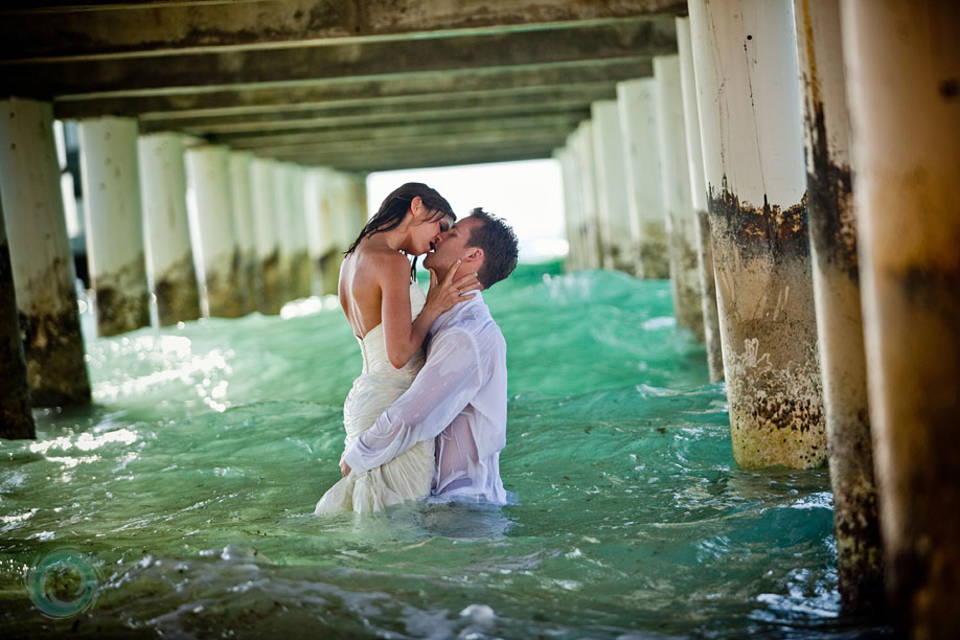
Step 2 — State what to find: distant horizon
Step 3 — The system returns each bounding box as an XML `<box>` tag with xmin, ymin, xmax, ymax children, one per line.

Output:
<box><xmin>366</xmin><ymin>159</ymin><xmax>568</xmax><ymax>264</ymax></box>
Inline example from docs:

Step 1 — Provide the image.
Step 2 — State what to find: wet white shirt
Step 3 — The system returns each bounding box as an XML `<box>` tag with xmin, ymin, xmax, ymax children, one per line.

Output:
<box><xmin>342</xmin><ymin>292</ymin><xmax>508</xmax><ymax>504</ymax></box>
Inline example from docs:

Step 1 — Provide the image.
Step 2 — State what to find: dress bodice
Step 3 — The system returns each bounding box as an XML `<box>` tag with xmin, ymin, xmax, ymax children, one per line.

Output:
<box><xmin>356</xmin><ymin>281</ymin><xmax>427</xmax><ymax>378</ymax></box>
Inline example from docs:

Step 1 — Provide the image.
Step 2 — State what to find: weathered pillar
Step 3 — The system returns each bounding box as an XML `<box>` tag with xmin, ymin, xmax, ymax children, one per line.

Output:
<box><xmin>228</xmin><ymin>150</ymin><xmax>260</xmax><ymax>313</ymax></box>
<box><xmin>571</xmin><ymin>121</ymin><xmax>603</xmax><ymax>271</ymax></box>
<box><xmin>77</xmin><ymin>117</ymin><xmax>150</xmax><ymax>336</ymax></box>
<box><xmin>591</xmin><ymin>100</ymin><xmax>640</xmax><ymax>274</ymax></box>
<box><xmin>249</xmin><ymin>158</ymin><xmax>283</xmax><ymax>314</ymax></box>
<box><xmin>286</xmin><ymin>164</ymin><xmax>313</xmax><ymax>299</ymax></box>
<box><xmin>554</xmin><ymin>145</ymin><xmax>585</xmax><ymax>272</ymax></box>
<box><xmin>346</xmin><ymin>172</ymin><xmax>369</xmax><ymax>234</ymax></box>
<box><xmin>303</xmin><ymin>168</ymin><xmax>328</xmax><ymax>296</ymax></box>
<box><xmin>654</xmin><ymin>55</ymin><xmax>706</xmax><ymax>341</ymax></box>
<box><xmin>840</xmin><ymin>1</ymin><xmax>960</xmax><ymax>635</ymax></box>
<box><xmin>677</xmin><ymin>16</ymin><xmax>724</xmax><ymax>382</ymax></box>
<box><xmin>184</xmin><ymin>145</ymin><xmax>245</xmax><ymax>318</ymax></box>
<box><xmin>795</xmin><ymin>0</ymin><xmax>883</xmax><ymax>613</ymax></box>
<box><xmin>617</xmin><ymin>79</ymin><xmax>669</xmax><ymax>278</ymax></box>
<box><xmin>271</xmin><ymin>162</ymin><xmax>298</xmax><ymax>304</ymax></box>
<box><xmin>0</xmin><ymin>203</ymin><xmax>35</xmax><ymax>439</ymax></box>
<box><xmin>313</xmin><ymin>168</ymin><xmax>341</xmax><ymax>296</ymax></box>
<box><xmin>689</xmin><ymin>0</ymin><xmax>825</xmax><ymax>469</ymax></box>
<box><xmin>138</xmin><ymin>133</ymin><xmax>201</xmax><ymax>326</ymax></box>
<box><xmin>0</xmin><ymin>98</ymin><xmax>90</xmax><ymax>406</ymax></box>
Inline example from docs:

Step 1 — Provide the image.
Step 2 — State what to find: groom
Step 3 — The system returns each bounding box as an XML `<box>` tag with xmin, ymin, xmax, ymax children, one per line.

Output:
<box><xmin>340</xmin><ymin>208</ymin><xmax>519</xmax><ymax>504</ymax></box>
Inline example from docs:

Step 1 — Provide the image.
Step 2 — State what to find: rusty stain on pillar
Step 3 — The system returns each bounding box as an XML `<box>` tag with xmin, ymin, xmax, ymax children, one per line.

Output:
<box><xmin>654</xmin><ymin>54</ymin><xmax>705</xmax><ymax>341</ymax></box>
<box><xmin>677</xmin><ymin>16</ymin><xmax>724</xmax><ymax>382</ymax></box>
<box><xmin>77</xmin><ymin>117</ymin><xmax>151</xmax><ymax>336</ymax></box>
<box><xmin>841</xmin><ymin>1</ymin><xmax>960</xmax><ymax>636</ymax></box>
<box><xmin>796</xmin><ymin>0</ymin><xmax>883</xmax><ymax>613</ymax></box>
<box><xmin>0</xmin><ymin>203</ymin><xmax>35</xmax><ymax>439</ymax></box>
<box><xmin>689</xmin><ymin>0</ymin><xmax>826</xmax><ymax>469</ymax></box>
<box><xmin>0</xmin><ymin>98</ymin><xmax>90</xmax><ymax>407</ymax></box>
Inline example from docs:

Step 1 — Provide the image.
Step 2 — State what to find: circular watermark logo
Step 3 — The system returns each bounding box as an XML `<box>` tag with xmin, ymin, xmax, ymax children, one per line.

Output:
<box><xmin>26</xmin><ymin>548</ymin><xmax>100</xmax><ymax>618</ymax></box>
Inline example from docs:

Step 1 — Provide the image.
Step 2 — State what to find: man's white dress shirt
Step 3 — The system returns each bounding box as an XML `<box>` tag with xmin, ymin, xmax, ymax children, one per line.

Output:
<box><xmin>342</xmin><ymin>291</ymin><xmax>508</xmax><ymax>504</ymax></box>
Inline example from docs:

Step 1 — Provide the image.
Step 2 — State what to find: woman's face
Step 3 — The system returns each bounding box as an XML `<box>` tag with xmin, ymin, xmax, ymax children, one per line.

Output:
<box><xmin>409</xmin><ymin>210</ymin><xmax>452</xmax><ymax>256</ymax></box>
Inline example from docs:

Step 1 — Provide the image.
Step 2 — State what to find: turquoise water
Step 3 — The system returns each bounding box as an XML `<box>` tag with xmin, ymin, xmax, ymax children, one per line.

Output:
<box><xmin>1</xmin><ymin>264</ymin><xmax>886</xmax><ymax>638</ymax></box>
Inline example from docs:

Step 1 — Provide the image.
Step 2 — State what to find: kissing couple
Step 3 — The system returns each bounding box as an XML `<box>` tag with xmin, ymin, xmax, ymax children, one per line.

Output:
<box><xmin>314</xmin><ymin>182</ymin><xmax>519</xmax><ymax>515</ymax></box>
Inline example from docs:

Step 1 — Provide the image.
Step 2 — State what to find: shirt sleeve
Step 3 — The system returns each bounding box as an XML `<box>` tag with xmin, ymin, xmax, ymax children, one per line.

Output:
<box><xmin>342</xmin><ymin>328</ymin><xmax>484</xmax><ymax>475</ymax></box>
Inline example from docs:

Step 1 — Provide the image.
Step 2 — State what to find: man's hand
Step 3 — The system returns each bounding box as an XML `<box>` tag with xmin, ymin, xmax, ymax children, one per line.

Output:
<box><xmin>340</xmin><ymin>460</ymin><xmax>351</xmax><ymax>477</ymax></box>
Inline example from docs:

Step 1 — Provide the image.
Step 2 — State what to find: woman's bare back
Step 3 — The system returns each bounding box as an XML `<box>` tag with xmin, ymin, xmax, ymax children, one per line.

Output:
<box><xmin>339</xmin><ymin>243</ymin><xmax>412</xmax><ymax>340</ymax></box>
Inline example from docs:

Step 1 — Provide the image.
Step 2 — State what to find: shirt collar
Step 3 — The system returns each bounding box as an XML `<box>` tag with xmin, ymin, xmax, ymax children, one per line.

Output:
<box><xmin>430</xmin><ymin>290</ymin><xmax>485</xmax><ymax>335</ymax></box>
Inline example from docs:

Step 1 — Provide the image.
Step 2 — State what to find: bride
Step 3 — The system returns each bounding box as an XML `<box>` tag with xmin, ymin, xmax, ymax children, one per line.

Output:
<box><xmin>315</xmin><ymin>183</ymin><xmax>480</xmax><ymax>514</ymax></box>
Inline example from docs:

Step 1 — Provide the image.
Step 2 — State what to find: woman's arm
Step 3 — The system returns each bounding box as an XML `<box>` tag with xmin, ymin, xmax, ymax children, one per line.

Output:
<box><xmin>380</xmin><ymin>256</ymin><xmax>480</xmax><ymax>369</ymax></box>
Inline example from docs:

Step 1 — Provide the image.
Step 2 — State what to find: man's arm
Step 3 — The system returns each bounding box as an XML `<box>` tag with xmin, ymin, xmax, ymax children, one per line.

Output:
<box><xmin>342</xmin><ymin>328</ymin><xmax>483</xmax><ymax>475</ymax></box>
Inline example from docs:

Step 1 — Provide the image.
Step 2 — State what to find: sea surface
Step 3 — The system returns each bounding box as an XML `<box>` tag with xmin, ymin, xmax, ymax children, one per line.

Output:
<box><xmin>0</xmin><ymin>263</ymin><xmax>889</xmax><ymax>638</ymax></box>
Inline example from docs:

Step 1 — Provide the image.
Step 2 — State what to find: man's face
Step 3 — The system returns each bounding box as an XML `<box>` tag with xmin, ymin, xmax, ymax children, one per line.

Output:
<box><xmin>424</xmin><ymin>216</ymin><xmax>481</xmax><ymax>273</ymax></box>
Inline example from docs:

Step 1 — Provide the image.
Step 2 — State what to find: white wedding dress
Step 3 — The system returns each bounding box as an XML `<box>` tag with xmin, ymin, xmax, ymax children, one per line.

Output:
<box><xmin>315</xmin><ymin>282</ymin><xmax>435</xmax><ymax>514</ymax></box>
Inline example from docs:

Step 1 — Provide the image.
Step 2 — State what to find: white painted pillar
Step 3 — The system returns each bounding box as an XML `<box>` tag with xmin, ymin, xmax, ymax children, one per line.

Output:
<box><xmin>591</xmin><ymin>100</ymin><xmax>639</xmax><ymax>274</ymax></box>
<box><xmin>794</xmin><ymin>0</ymin><xmax>882</xmax><ymax>613</ymax></box>
<box><xmin>554</xmin><ymin>145</ymin><xmax>584</xmax><ymax>272</ymax></box>
<box><xmin>617</xmin><ymin>79</ymin><xmax>669</xmax><ymax>278</ymax></box>
<box><xmin>184</xmin><ymin>145</ymin><xmax>244</xmax><ymax>318</ymax></box>
<box><xmin>271</xmin><ymin>161</ymin><xmax>298</xmax><ymax>304</ymax></box>
<box><xmin>303</xmin><ymin>168</ymin><xmax>327</xmax><ymax>296</ymax></box>
<box><xmin>840</xmin><ymin>1</ymin><xmax>960</xmax><ymax>634</ymax></box>
<box><xmin>0</xmin><ymin>203</ymin><xmax>35</xmax><ymax>438</ymax></box>
<box><xmin>689</xmin><ymin>0</ymin><xmax>825</xmax><ymax>469</ymax></box>
<box><xmin>571</xmin><ymin>121</ymin><xmax>603</xmax><ymax>271</ymax></box>
<box><xmin>286</xmin><ymin>164</ymin><xmax>312</xmax><ymax>299</ymax></box>
<box><xmin>347</xmin><ymin>173</ymin><xmax>369</xmax><ymax>240</ymax></box>
<box><xmin>677</xmin><ymin>16</ymin><xmax>724</xmax><ymax>383</ymax></box>
<box><xmin>249</xmin><ymin>157</ymin><xmax>283</xmax><ymax>314</ymax></box>
<box><xmin>0</xmin><ymin>98</ymin><xmax>90</xmax><ymax>406</ymax></box>
<box><xmin>138</xmin><ymin>133</ymin><xmax>200</xmax><ymax>326</ymax></box>
<box><xmin>313</xmin><ymin>167</ymin><xmax>341</xmax><ymax>295</ymax></box>
<box><xmin>228</xmin><ymin>150</ymin><xmax>260</xmax><ymax>313</ymax></box>
<box><xmin>77</xmin><ymin>117</ymin><xmax>150</xmax><ymax>337</ymax></box>
<box><xmin>654</xmin><ymin>55</ymin><xmax>706</xmax><ymax>342</ymax></box>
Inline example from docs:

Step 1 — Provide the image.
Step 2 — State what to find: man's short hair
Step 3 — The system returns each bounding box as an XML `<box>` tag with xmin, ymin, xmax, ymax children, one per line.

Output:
<box><xmin>466</xmin><ymin>208</ymin><xmax>519</xmax><ymax>289</ymax></box>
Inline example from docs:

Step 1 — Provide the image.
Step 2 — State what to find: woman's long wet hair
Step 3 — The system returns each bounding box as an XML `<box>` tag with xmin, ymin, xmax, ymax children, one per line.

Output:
<box><xmin>344</xmin><ymin>182</ymin><xmax>455</xmax><ymax>280</ymax></box>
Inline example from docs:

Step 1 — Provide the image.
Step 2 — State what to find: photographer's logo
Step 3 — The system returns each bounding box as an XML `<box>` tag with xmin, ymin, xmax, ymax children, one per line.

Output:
<box><xmin>26</xmin><ymin>549</ymin><xmax>99</xmax><ymax>618</ymax></box>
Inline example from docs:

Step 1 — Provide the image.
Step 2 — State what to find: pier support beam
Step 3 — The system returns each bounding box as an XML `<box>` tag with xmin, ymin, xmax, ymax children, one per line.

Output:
<box><xmin>571</xmin><ymin>121</ymin><xmax>603</xmax><ymax>271</ymax></box>
<box><xmin>272</xmin><ymin>162</ymin><xmax>298</xmax><ymax>304</ymax></box>
<box><xmin>0</xmin><ymin>204</ymin><xmax>35</xmax><ymax>439</ymax></box>
<box><xmin>184</xmin><ymin>145</ymin><xmax>245</xmax><ymax>318</ymax></box>
<box><xmin>250</xmin><ymin>158</ymin><xmax>284</xmax><ymax>314</ymax></box>
<box><xmin>303</xmin><ymin>168</ymin><xmax>328</xmax><ymax>296</ymax></box>
<box><xmin>0</xmin><ymin>98</ymin><xmax>90</xmax><ymax>406</ymax></box>
<box><xmin>78</xmin><ymin>117</ymin><xmax>150</xmax><ymax>336</ymax></box>
<box><xmin>591</xmin><ymin>100</ymin><xmax>639</xmax><ymax>274</ymax></box>
<box><xmin>841</xmin><ymin>1</ymin><xmax>960</xmax><ymax>635</ymax></box>
<box><xmin>677</xmin><ymin>17</ymin><xmax>724</xmax><ymax>381</ymax></box>
<box><xmin>654</xmin><ymin>55</ymin><xmax>705</xmax><ymax>341</ymax></box>
<box><xmin>138</xmin><ymin>133</ymin><xmax>201</xmax><ymax>326</ymax></box>
<box><xmin>286</xmin><ymin>164</ymin><xmax>313</xmax><ymax>299</ymax></box>
<box><xmin>228</xmin><ymin>151</ymin><xmax>260</xmax><ymax>313</ymax></box>
<box><xmin>617</xmin><ymin>79</ymin><xmax>668</xmax><ymax>278</ymax></box>
<box><xmin>555</xmin><ymin>145</ymin><xmax>586</xmax><ymax>272</ymax></box>
<box><xmin>795</xmin><ymin>0</ymin><xmax>883</xmax><ymax>613</ymax></box>
<box><xmin>689</xmin><ymin>0</ymin><xmax>825</xmax><ymax>469</ymax></box>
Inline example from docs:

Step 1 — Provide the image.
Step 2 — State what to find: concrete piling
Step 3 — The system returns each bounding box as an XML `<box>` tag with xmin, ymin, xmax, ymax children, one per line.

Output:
<box><xmin>677</xmin><ymin>16</ymin><xmax>724</xmax><ymax>382</ymax></box>
<box><xmin>841</xmin><ymin>0</ymin><xmax>960</xmax><ymax>635</ymax></box>
<box><xmin>0</xmin><ymin>203</ymin><xmax>35</xmax><ymax>439</ymax></box>
<box><xmin>0</xmin><ymin>98</ymin><xmax>90</xmax><ymax>407</ymax></box>
<box><xmin>228</xmin><ymin>151</ymin><xmax>261</xmax><ymax>313</ymax></box>
<box><xmin>617</xmin><ymin>78</ymin><xmax>669</xmax><ymax>278</ymax></box>
<box><xmin>654</xmin><ymin>54</ymin><xmax>705</xmax><ymax>342</ymax></box>
<box><xmin>689</xmin><ymin>0</ymin><xmax>826</xmax><ymax>469</ymax></box>
<box><xmin>249</xmin><ymin>158</ymin><xmax>284</xmax><ymax>314</ymax></box>
<box><xmin>285</xmin><ymin>164</ymin><xmax>313</xmax><ymax>299</ymax></box>
<box><xmin>554</xmin><ymin>145</ymin><xmax>586</xmax><ymax>272</ymax></box>
<box><xmin>590</xmin><ymin>100</ymin><xmax>639</xmax><ymax>274</ymax></box>
<box><xmin>184</xmin><ymin>145</ymin><xmax>245</xmax><ymax>318</ymax></box>
<box><xmin>795</xmin><ymin>0</ymin><xmax>883</xmax><ymax>613</ymax></box>
<box><xmin>571</xmin><ymin>121</ymin><xmax>603</xmax><ymax>271</ymax></box>
<box><xmin>77</xmin><ymin>117</ymin><xmax>151</xmax><ymax>336</ymax></box>
<box><xmin>138</xmin><ymin>133</ymin><xmax>201</xmax><ymax>326</ymax></box>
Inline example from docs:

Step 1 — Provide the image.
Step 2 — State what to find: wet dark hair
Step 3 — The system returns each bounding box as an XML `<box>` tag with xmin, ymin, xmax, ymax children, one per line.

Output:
<box><xmin>465</xmin><ymin>208</ymin><xmax>519</xmax><ymax>289</ymax></box>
